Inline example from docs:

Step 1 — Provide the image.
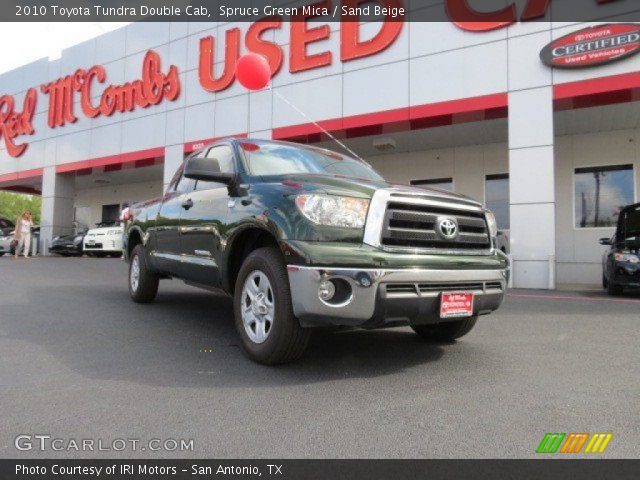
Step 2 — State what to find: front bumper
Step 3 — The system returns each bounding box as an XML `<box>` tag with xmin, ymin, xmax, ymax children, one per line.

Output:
<box><xmin>287</xmin><ymin>266</ymin><xmax>508</xmax><ymax>328</ymax></box>
<box><xmin>612</xmin><ymin>262</ymin><xmax>640</xmax><ymax>288</ymax></box>
<box><xmin>83</xmin><ymin>238</ymin><xmax>123</xmax><ymax>252</ymax></box>
<box><xmin>50</xmin><ymin>243</ymin><xmax>82</xmax><ymax>254</ymax></box>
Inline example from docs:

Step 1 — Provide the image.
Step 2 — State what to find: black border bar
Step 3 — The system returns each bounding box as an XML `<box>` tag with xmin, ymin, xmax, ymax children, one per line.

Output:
<box><xmin>3</xmin><ymin>459</ymin><xmax>640</xmax><ymax>480</ymax></box>
<box><xmin>5</xmin><ymin>0</ymin><xmax>640</xmax><ymax>23</ymax></box>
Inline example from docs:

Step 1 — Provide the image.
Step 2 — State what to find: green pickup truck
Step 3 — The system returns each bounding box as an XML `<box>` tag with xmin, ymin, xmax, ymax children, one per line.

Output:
<box><xmin>125</xmin><ymin>138</ymin><xmax>509</xmax><ymax>364</ymax></box>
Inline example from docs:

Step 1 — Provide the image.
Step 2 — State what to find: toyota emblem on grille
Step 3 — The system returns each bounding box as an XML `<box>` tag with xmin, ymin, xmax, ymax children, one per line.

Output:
<box><xmin>437</xmin><ymin>217</ymin><xmax>458</xmax><ymax>239</ymax></box>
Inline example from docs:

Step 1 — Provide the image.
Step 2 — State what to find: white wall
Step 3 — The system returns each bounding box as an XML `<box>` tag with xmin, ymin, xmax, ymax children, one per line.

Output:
<box><xmin>367</xmin><ymin>142</ymin><xmax>508</xmax><ymax>204</ymax></box>
<box><xmin>73</xmin><ymin>180</ymin><xmax>162</xmax><ymax>228</ymax></box>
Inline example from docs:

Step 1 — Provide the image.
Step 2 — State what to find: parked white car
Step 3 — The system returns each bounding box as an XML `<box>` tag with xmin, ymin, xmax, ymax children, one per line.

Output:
<box><xmin>83</xmin><ymin>223</ymin><xmax>124</xmax><ymax>257</ymax></box>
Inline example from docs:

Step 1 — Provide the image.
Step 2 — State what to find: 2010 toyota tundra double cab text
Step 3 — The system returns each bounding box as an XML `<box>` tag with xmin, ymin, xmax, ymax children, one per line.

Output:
<box><xmin>125</xmin><ymin>138</ymin><xmax>509</xmax><ymax>364</ymax></box>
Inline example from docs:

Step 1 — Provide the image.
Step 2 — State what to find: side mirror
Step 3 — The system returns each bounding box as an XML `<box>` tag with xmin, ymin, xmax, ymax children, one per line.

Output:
<box><xmin>599</xmin><ymin>238</ymin><xmax>612</xmax><ymax>246</ymax></box>
<box><xmin>184</xmin><ymin>156</ymin><xmax>235</xmax><ymax>184</ymax></box>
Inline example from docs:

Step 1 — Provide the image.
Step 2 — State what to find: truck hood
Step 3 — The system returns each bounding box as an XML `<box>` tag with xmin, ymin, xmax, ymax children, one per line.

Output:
<box><xmin>273</xmin><ymin>174</ymin><xmax>482</xmax><ymax>206</ymax></box>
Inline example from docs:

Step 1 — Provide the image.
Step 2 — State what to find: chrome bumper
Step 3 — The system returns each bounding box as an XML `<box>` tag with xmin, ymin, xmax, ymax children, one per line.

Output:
<box><xmin>287</xmin><ymin>266</ymin><xmax>508</xmax><ymax>327</ymax></box>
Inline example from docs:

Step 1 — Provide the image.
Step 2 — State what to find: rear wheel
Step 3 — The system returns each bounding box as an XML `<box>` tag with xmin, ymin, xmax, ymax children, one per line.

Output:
<box><xmin>412</xmin><ymin>316</ymin><xmax>478</xmax><ymax>342</ymax></box>
<box><xmin>233</xmin><ymin>247</ymin><xmax>310</xmax><ymax>365</ymax></box>
<box><xmin>129</xmin><ymin>245</ymin><xmax>159</xmax><ymax>303</ymax></box>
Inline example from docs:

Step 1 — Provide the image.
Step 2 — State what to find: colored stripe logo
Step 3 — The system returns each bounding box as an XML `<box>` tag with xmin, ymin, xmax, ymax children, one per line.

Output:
<box><xmin>536</xmin><ymin>433</ymin><xmax>612</xmax><ymax>454</ymax></box>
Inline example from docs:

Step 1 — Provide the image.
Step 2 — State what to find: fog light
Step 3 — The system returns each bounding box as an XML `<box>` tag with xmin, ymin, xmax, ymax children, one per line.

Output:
<box><xmin>318</xmin><ymin>280</ymin><xmax>336</xmax><ymax>301</ymax></box>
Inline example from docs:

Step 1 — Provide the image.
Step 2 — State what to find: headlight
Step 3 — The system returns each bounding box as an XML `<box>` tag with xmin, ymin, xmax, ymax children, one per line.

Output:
<box><xmin>295</xmin><ymin>194</ymin><xmax>369</xmax><ymax>229</ymax></box>
<box><xmin>107</xmin><ymin>230</ymin><xmax>121</xmax><ymax>236</ymax></box>
<box><xmin>615</xmin><ymin>253</ymin><xmax>639</xmax><ymax>263</ymax></box>
<box><xmin>485</xmin><ymin>210</ymin><xmax>498</xmax><ymax>238</ymax></box>
<box><xmin>74</xmin><ymin>236</ymin><xmax>83</xmax><ymax>244</ymax></box>
<box><xmin>53</xmin><ymin>236</ymin><xmax>60</xmax><ymax>242</ymax></box>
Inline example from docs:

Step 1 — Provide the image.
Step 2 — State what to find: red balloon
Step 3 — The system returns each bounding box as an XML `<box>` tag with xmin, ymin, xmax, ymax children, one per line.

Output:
<box><xmin>236</xmin><ymin>54</ymin><xmax>271</xmax><ymax>91</ymax></box>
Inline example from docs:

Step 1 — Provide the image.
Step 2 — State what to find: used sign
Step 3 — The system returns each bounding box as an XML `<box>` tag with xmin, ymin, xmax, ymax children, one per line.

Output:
<box><xmin>540</xmin><ymin>23</ymin><xmax>640</xmax><ymax>69</ymax></box>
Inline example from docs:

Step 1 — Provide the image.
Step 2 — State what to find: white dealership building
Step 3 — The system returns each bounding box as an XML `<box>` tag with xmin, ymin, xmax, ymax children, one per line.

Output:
<box><xmin>1</xmin><ymin>12</ymin><xmax>640</xmax><ymax>289</ymax></box>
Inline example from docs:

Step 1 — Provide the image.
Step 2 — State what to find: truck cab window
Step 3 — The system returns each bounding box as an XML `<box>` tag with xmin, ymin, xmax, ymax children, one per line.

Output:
<box><xmin>175</xmin><ymin>173</ymin><xmax>195</xmax><ymax>193</ymax></box>
<box><xmin>195</xmin><ymin>145</ymin><xmax>236</xmax><ymax>191</ymax></box>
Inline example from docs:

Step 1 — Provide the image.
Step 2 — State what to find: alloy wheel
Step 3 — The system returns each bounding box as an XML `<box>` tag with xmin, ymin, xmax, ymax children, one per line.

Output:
<box><xmin>241</xmin><ymin>270</ymin><xmax>275</xmax><ymax>344</ymax></box>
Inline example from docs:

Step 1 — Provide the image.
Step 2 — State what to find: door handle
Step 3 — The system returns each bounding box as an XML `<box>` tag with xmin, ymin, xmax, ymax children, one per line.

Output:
<box><xmin>182</xmin><ymin>199</ymin><xmax>194</xmax><ymax>210</ymax></box>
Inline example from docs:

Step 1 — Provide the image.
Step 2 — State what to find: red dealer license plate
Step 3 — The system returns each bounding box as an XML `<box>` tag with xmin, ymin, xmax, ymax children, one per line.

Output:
<box><xmin>440</xmin><ymin>292</ymin><xmax>474</xmax><ymax>319</ymax></box>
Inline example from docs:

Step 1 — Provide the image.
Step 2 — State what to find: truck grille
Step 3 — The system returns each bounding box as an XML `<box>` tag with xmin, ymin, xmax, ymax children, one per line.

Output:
<box><xmin>386</xmin><ymin>281</ymin><xmax>504</xmax><ymax>297</ymax></box>
<box><xmin>381</xmin><ymin>202</ymin><xmax>491</xmax><ymax>251</ymax></box>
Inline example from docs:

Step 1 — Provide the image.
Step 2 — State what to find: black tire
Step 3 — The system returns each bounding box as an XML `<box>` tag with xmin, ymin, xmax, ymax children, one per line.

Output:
<box><xmin>607</xmin><ymin>280</ymin><xmax>623</xmax><ymax>296</ymax></box>
<box><xmin>233</xmin><ymin>247</ymin><xmax>310</xmax><ymax>365</ymax></box>
<box><xmin>0</xmin><ymin>252</ymin><xmax>4</xmax><ymax>256</ymax></box>
<box><xmin>412</xmin><ymin>316</ymin><xmax>478</xmax><ymax>342</ymax></box>
<box><xmin>129</xmin><ymin>244</ymin><xmax>159</xmax><ymax>303</ymax></box>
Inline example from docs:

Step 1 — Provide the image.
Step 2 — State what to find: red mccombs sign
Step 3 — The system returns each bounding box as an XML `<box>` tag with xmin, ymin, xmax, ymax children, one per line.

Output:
<box><xmin>0</xmin><ymin>88</ymin><xmax>37</xmax><ymax>157</ymax></box>
<box><xmin>0</xmin><ymin>2</ymin><xmax>402</xmax><ymax>158</ymax></box>
<box><xmin>540</xmin><ymin>23</ymin><xmax>640</xmax><ymax>68</ymax></box>
<box><xmin>40</xmin><ymin>50</ymin><xmax>180</xmax><ymax>129</ymax></box>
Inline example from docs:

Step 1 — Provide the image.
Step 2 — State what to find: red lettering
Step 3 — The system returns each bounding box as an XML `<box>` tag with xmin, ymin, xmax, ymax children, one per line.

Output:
<box><xmin>290</xmin><ymin>0</ymin><xmax>332</xmax><ymax>73</ymax></box>
<box><xmin>450</xmin><ymin>0</ymin><xmax>622</xmax><ymax>31</ymax></box>
<box><xmin>41</xmin><ymin>50</ymin><xmax>180</xmax><ymax>125</ymax></box>
<box><xmin>0</xmin><ymin>88</ymin><xmax>37</xmax><ymax>157</ymax></box>
<box><xmin>41</xmin><ymin>75</ymin><xmax>78</xmax><ymax>128</ymax></box>
<box><xmin>100</xmin><ymin>87</ymin><xmax>118</xmax><ymax>116</ymax></box>
<box><xmin>447</xmin><ymin>0</ymin><xmax>516</xmax><ymax>31</ymax></box>
<box><xmin>341</xmin><ymin>0</ymin><xmax>404</xmax><ymax>61</ymax></box>
<box><xmin>521</xmin><ymin>0</ymin><xmax>550</xmax><ymax>20</ymax></box>
<box><xmin>79</xmin><ymin>66</ymin><xmax>106</xmax><ymax>118</ymax></box>
<box><xmin>199</xmin><ymin>29</ymin><xmax>241</xmax><ymax>92</ymax></box>
<box><xmin>245</xmin><ymin>17</ymin><xmax>284</xmax><ymax>76</ymax></box>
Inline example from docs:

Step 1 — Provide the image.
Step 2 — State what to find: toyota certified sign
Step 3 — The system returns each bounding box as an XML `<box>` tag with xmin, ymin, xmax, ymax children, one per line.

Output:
<box><xmin>540</xmin><ymin>23</ymin><xmax>640</xmax><ymax>69</ymax></box>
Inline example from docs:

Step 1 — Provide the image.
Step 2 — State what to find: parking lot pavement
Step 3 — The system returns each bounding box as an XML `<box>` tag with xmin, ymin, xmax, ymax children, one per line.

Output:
<box><xmin>0</xmin><ymin>256</ymin><xmax>638</xmax><ymax>459</ymax></box>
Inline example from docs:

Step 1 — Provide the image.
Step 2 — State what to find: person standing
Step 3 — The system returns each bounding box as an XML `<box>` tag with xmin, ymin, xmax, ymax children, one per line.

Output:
<box><xmin>14</xmin><ymin>210</ymin><xmax>34</xmax><ymax>260</ymax></box>
<box><xmin>119</xmin><ymin>202</ymin><xmax>130</xmax><ymax>227</ymax></box>
<box><xmin>119</xmin><ymin>202</ymin><xmax>130</xmax><ymax>259</ymax></box>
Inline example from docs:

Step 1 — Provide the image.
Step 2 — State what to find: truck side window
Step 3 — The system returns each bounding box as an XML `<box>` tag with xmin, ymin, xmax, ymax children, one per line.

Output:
<box><xmin>195</xmin><ymin>145</ymin><xmax>236</xmax><ymax>191</ymax></box>
<box><xmin>175</xmin><ymin>173</ymin><xmax>195</xmax><ymax>193</ymax></box>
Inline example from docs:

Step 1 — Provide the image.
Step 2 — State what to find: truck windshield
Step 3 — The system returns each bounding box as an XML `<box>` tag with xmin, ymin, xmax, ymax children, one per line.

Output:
<box><xmin>240</xmin><ymin>141</ymin><xmax>384</xmax><ymax>182</ymax></box>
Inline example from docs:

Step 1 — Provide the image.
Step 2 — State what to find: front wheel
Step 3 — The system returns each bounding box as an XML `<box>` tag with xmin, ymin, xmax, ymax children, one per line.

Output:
<box><xmin>129</xmin><ymin>245</ymin><xmax>159</xmax><ymax>303</ymax></box>
<box><xmin>412</xmin><ymin>316</ymin><xmax>478</xmax><ymax>342</ymax></box>
<box><xmin>233</xmin><ymin>247</ymin><xmax>310</xmax><ymax>365</ymax></box>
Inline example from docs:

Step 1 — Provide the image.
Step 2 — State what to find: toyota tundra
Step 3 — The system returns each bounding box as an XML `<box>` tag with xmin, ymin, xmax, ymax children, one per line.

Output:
<box><xmin>124</xmin><ymin>139</ymin><xmax>509</xmax><ymax>364</ymax></box>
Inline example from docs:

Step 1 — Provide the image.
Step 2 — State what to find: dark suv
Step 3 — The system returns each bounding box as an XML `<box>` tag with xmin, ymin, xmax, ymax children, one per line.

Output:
<box><xmin>600</xmin><ymin>202</ymin><xmax>640</xmax><ymax>295</ymax></box>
